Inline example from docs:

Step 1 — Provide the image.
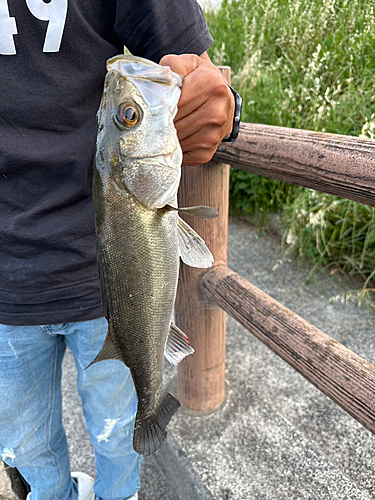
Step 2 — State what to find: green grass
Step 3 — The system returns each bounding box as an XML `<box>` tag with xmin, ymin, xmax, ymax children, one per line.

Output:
<box><xmin>206</xmin><ymin>0</ymin><xmax>375</xmax><ymax>134</ymax></box>
<box><xmin>204</xmin><ymin>0</ymin><xmax>375</xmax><ymax>302</ymax></box>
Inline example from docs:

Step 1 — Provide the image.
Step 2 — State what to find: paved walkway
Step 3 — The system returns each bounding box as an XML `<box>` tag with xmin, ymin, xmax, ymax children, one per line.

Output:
<box><xmin>62</xmin><ymin>217</ymin><xmax>375</xmax><ymax>499</ymax></box>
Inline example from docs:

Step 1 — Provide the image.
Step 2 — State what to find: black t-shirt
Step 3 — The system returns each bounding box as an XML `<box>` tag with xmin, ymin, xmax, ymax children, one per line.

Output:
<box><xmin>0</xmin><ymin>0</ymin><xmax>212</xmax><ymax>325</ymax></box>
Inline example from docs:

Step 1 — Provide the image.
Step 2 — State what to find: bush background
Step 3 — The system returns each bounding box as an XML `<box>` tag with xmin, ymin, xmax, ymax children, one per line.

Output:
<box><xmin>204</xmin><ymin>0</ymin><xmax>375</xmax><ymax>301</ymax></box>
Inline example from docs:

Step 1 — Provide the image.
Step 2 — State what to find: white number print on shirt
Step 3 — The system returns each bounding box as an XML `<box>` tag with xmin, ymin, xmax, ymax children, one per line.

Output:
<box><xmin>0</xmin><ymin>0</ymin><xmax>68</xmax><ymax>55</ymax></box>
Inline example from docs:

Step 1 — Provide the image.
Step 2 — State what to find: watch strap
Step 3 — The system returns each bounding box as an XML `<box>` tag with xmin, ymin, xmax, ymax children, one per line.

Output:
<box><xmin>222</xmin><ymin>85</ymin><xmax>242</xmax><ymax>143</ymax></box>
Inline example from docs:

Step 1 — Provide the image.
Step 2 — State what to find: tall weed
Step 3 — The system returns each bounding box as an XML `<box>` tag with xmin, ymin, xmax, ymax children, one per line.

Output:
<box><xmin>205</xmin><ymin>0</ymin><xmax>375</xmax><ymax>295</ymax></box>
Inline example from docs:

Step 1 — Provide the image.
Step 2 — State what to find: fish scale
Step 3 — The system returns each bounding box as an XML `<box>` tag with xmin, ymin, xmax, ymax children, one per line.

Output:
<box><xmin>95</xmin><ymin>170</ymin><xmax>179</xmax><ymax>414</ymax></box>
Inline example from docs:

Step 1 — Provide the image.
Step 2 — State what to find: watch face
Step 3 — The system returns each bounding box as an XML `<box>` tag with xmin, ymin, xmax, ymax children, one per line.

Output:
<box><xmin>223</xmin><ymin>85</ymin><xmax>242</xmax><ymax>143</ymax></box>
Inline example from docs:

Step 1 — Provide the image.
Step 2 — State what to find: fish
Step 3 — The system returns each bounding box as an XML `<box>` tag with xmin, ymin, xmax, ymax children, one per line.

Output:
<box><xmin>90</xmin><ymin>54</ymin><xmax>218</xmax><ymax>456</ymax></box>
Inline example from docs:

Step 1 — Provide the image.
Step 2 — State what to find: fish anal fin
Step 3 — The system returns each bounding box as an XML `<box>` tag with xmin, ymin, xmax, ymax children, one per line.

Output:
<box><xmin>177</xmin><ymin>216</ymin><xmax>214</xmax><ymax>268</ymax></box>
<box><xmin>133</xmin><ymin>392</ymin><xmax>180</xmax><ymax>456</ymax></box>
<box><xmin>85</xmin><ymin>321</ymin><xmax>122</xmax><ymax>369</ymax></box>
<box><xmin>165</xmin><ymin>324</ymin><xmax>194</xmax><ymax>366</ymax></box>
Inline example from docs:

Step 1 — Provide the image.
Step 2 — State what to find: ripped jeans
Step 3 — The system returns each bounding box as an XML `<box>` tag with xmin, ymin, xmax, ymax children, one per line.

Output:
<box><xmin>0</xmin><ymin>318</ymin><xmax>142</xmax><ymax>500</ymax></box>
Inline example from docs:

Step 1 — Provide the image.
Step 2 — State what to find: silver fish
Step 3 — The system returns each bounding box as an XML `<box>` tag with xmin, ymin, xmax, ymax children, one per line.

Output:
<box><xmin>90</xmin><ymin>54</ymin><xmax>217</xmax><ymax>456</ymax></box>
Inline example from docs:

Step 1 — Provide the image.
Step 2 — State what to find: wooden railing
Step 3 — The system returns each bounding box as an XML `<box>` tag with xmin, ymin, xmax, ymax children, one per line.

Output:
<box><xmin>175</xmin><ymin>83</ymin><xmax>375</xmax><ymax>435</ymax></box>
<box><xmin>215</xmin><ymin>123</ymin><xmax>375</xmax><ymax>207</ymax></box>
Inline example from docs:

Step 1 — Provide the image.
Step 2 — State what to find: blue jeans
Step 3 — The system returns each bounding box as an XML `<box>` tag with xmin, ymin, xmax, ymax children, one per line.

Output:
<box><xmin>0</xmin><ymin>318</ymin><xmax>142</xmax><ymax>500</ymax></box>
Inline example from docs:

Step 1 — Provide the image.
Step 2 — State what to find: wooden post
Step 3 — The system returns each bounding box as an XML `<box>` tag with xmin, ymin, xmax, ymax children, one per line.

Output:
<box><xmin>175</xmin><ymin>67</ymin><xmax>231</xmax><ymax>411</ymax></box>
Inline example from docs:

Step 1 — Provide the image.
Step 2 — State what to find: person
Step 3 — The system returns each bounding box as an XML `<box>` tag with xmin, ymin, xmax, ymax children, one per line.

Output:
<box><xmin>0</xmin><ymin>1</ymin><xmax>235</xmax><ymax>499</ymax></box>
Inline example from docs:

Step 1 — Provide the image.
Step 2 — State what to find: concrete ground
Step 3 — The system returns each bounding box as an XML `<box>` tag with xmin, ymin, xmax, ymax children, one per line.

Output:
<box><xmin>62</xmin><ymin>217</ymin><xmax>375</xmax><ymax>500</ymax></box>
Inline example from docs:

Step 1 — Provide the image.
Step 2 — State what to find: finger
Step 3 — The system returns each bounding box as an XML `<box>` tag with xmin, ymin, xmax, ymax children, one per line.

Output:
<box><xmin>175</xmin><ymin>63</ymin><xmax>229</xmax><ymax>120</ymax></box>
<box><xmin>175</xmin><ymin>104</ymin><xmax>213</xmax><ymax>142</ymax></box>
<box><xmin>174</xmin><ymin>76</ymin><xmax>210</xmax><ymax>122</ymax></box>
<box><xmin>160</xmin><ymin>55</ymin><xmax>211</xmax><ymax>122</ymax></box>
<box><xmin>181</xmin><ymin>147</ymin><xmax>217</xmax><ymax>167</ymax></box>
<box><xmin>179</xmin><ymin>125</ymin><xmax>226</xmax><ymax>167</ymax></box>
<box><xmin>175</xmin><ymin>99</ymin><xmax>232</xmax><ymax>143</ymax></box>
<box><xmin>180</xmin><ymin>127</ymin><xmax>222</xmax><ymax>155</ymax></box>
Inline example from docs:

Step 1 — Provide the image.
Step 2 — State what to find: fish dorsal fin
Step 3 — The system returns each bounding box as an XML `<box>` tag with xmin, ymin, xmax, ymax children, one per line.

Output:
<box><xmin>177</xmin><ymin>216</ymin><xmax>214</xmax><ymax>268</ymax></box>
<box><xmin>165</xmin><ymin>204</ymin><xmax>218</xmax><ymax>219</ymax></box>
<box><xmin>165</xmin><ymin>324</ymin><xmax>194</xmax><ymax>366</ymax></box>
<box><xmin>85</xmin><ymin>322</ymin><xmax>122</xmax><ymax>369</ymax></box>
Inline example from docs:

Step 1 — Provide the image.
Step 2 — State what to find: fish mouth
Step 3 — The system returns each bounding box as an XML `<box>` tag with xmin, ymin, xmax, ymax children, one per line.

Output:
<box><xmin>146</xmin><ymin>153</ymin><xmax>179</xmax><ymax>169</ymax></box>
<box><xmin>130</xmin><ymin>151</ymin><xmax>180</xmax><ymax>166</ymax></box>
<box><xmin>107</xmin><ymin>55</ymin><xmax>182</xmax><ymax>88</ymax></box>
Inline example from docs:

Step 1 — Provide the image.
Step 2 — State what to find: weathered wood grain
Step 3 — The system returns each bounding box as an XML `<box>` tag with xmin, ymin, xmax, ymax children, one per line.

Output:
<box><xmin>175</xmin><ymin>67</ymin><xmax>231</xmax><ymax>412</ymax></box>
<box><xmin>175</xmin><ymin>160</ymin><xmax>229</xmax><ymax>411</ymax></box>
<box><xmin>214</xmin><ymin>123</ymin><xmax>375</xmax><ymax>206</ymax></box>
<box><xmin>201</xmin><ymin>264</ymin><xmax>375</xmax><ymax>433</ymax></box>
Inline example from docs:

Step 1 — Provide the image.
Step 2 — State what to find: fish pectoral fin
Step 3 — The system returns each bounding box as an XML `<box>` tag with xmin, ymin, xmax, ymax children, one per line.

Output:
<box><xmin>133</xmin><ymin>392</ymin><xmax>180</xmax><ymax>456</ymax></box>
<box><xmin>85</xmin><ymin>323</ymin><xmax>122</xmax><ymax>369</ymax></box>
<box><xmin>177</xmin><ymin>216</ymin><xmax>214</xmax><ymax>268</ymax></box>
<box><xmin>165</xmin><ymin>324</ymin><xmax>194</xmax><ymax>366</ymax></box>
<box><xmin>165</xmin><ymin>204</ymin><xmax>218</xmax><ymax>219</ymax></box>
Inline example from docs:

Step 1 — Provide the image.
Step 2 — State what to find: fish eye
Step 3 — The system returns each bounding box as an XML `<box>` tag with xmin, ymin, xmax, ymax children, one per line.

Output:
<box><xmin>114</xmin><ymin>102</ymin><xmax>142</xmax><ymax>129</ymax></box>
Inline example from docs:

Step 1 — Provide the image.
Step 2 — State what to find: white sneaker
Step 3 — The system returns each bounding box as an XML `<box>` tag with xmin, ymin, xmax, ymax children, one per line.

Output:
<box><xmin>71</xmin><ymin>471</ymin><xmax>95</xmax><ymax>500</ymax></box>
<box><xmin>26</xmin><ymin>472</ymin><xmax>137</xmax><ymax>500</ymax></box>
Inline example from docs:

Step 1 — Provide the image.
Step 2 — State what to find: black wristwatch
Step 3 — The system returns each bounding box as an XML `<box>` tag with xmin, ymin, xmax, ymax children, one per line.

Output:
<box><xmin>222</xmin><ymin>85</ymin><xmax>242</xmax><ymax>142</ymax></box>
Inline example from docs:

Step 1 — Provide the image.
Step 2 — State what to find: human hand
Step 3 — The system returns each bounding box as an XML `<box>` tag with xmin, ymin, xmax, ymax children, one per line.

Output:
<box><xmin>159</xmin><ymin>53</ymin><xmax>234</xmax><ymax>166</ymax></box>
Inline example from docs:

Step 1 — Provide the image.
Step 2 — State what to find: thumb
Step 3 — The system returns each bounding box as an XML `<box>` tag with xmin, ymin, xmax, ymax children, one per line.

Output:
<box><xmin>159</xmin><ymin>53</ymin><xmax>205</xmax><ymax>80</ymax></box>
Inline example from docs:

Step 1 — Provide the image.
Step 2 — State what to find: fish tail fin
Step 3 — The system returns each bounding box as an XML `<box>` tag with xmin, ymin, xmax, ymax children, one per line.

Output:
<box><xmin>133</xmin><ymin>392</ymin><xmax>180</xmax><ymax>456</ymax></box>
